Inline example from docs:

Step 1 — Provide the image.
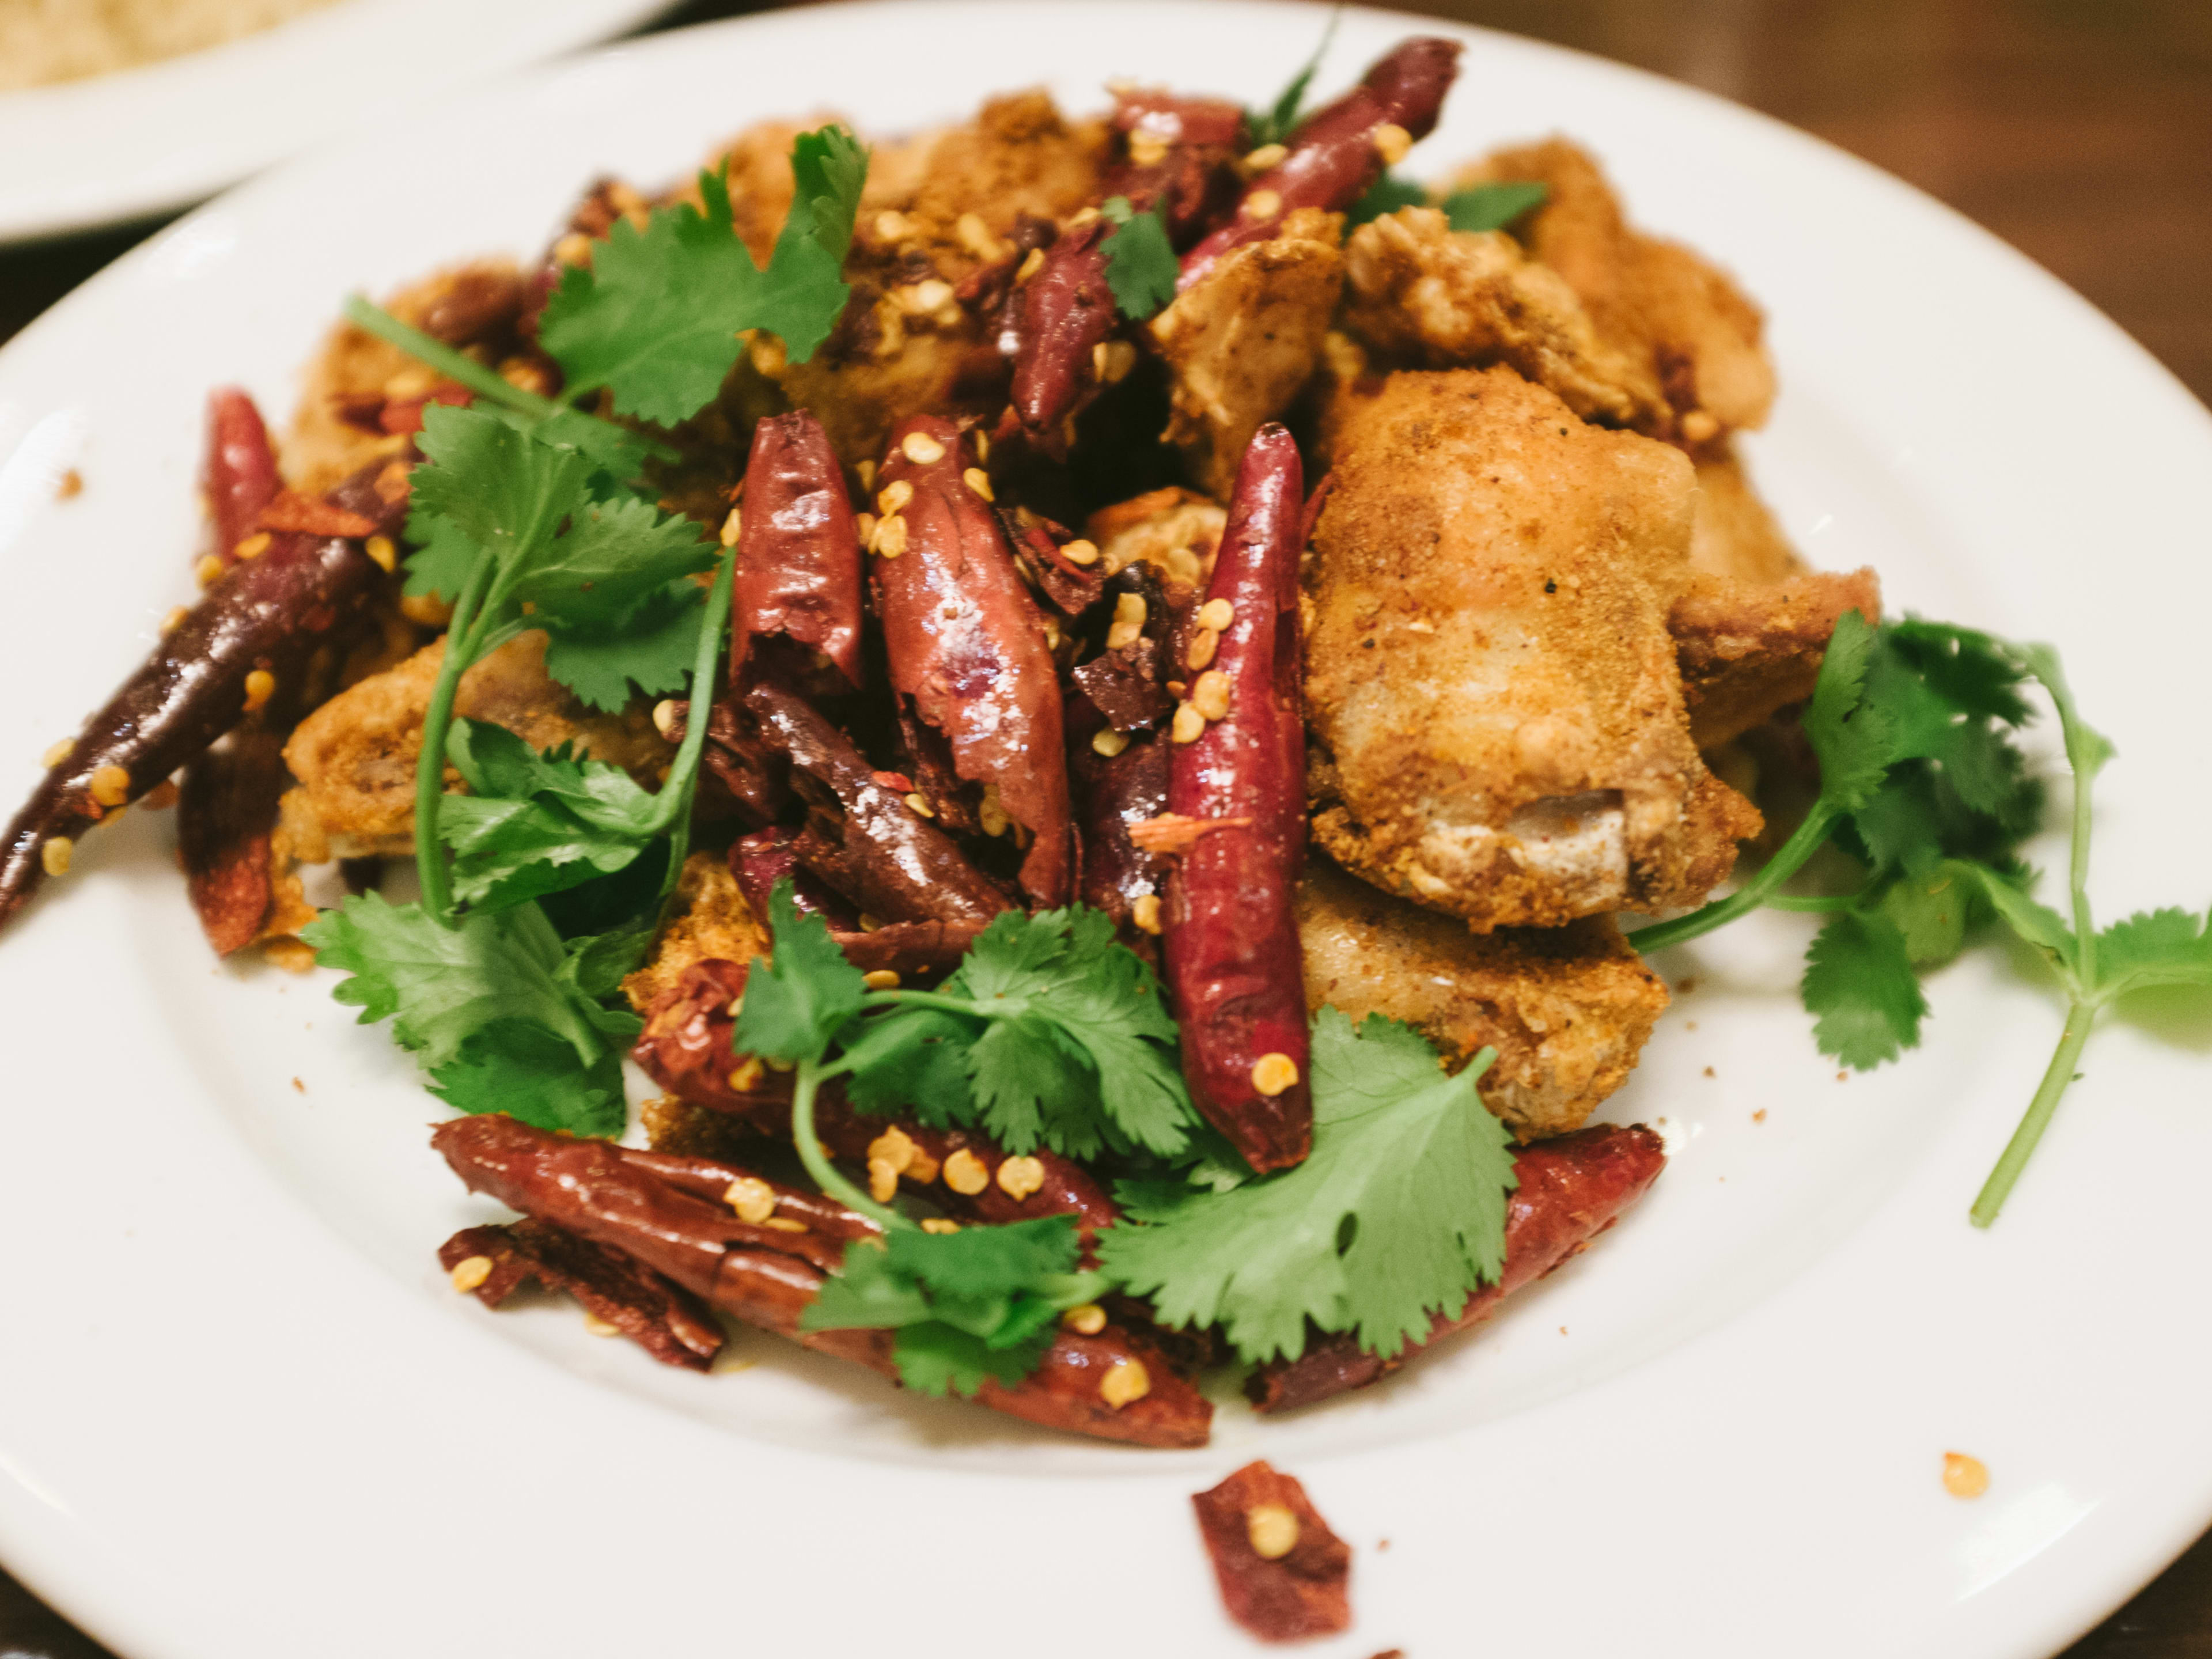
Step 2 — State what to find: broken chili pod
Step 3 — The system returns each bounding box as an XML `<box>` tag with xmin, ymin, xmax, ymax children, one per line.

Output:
<box><xmin>203</xmin><ymin>387</ymin><xmax>283</xmax><ymax>570</ymax></box>
<box><xmin>1247</xmin><ymin>1123</ymin><xmax>1668</xmax><ymax>1412</ymax></box>
<box><xmin>871</xmin><ymin>416</ymin><xmax>1074</xmax><ymax>908</ymax></box>
<box><xmin>440</xmin><ymin>1218</ymin><xmax>726</xmax><ymax>1372</ymax></box>
<box><xmin>1179</xmin><ymin>36</ymin><xmax>1463</xmax><ymax>290</ymax></box>
<box><xmin>732</xmin><ymin>410</ymin><xmax>865</xmax><ymax>695</ymax></box>
<box><xmin>1162</xmin><ymin>423</ymin><xmax>1310</xmax><ymax>1173</ymax></box>
<box><xmin>741</xmin><ymin>676</ymin><xmax>1013</xmax><ymax>926</ymax></box>
<box><xmin>0</xmin><ymin>469</ymin><xmax>399</xmax><ymax>937</ymax></box>
<box><xmin>178</xmin><ymin>728</ymin><xmax>293</xmax><ymax>957</ymax></box>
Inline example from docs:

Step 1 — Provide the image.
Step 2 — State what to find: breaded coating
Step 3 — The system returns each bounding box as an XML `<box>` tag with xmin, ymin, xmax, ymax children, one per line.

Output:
<box><xmin>622</xmin><ymin>851</ymin><xmax>767</xmax><ymax>1015</ymax></box>
<box><xmin>285</xmin><ymin>259</ymin><xmax>528</xmax><ymax>495</ymax></box>
<box><xmin>1672</xmin><ymin>567</ymin><xmax>1881</xmax><ymax>749</ymax></box>
<box><xmin>1305</xmin><ymin>367</ymin><xmax>1760</xmax><ymax>931</ymax></box>
<box><xmin>1083</xmin><ymin>486</ymin><xmax>1225</xmax><ymax>592</ymax></box>
<box><xmin>1149</xmin><ymin>208</ymin><xmax>1346</xmax><ymax>499</ymax></box>
<box><xmin>1688</xmin><ymin>445</ymin><xmax>1801</xmax><ymax>585</ymax></box>
<box><xmin>1455</xmin><ymin>138</ymin><xmax>1775</xmax><ymax>441</ymax></box>
<box><xmin>279</xmin><ymin>632</ymin><xmax>669</xmax><ymax>859</ymax></box>
<box><xmin>766</xmin><ymin>92</ymin><xmax>1108</xmax><ymax>464</ymax></box>
<box><xmin>1298</xmin><ymin>858</ymin><xmax>1668</xmax><ymax>1139</ymax></box>
<box><xmin>1340</xmin><ymin>206</ymin><xmax>1666</xmax><ymax>430</ymax></box>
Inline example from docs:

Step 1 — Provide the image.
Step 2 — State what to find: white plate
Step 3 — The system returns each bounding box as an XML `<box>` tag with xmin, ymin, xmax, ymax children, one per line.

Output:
<box><xmin>2</xmin><ymin>4</ymin><xmax>2210</xmax><ymax>1656</ymax></box>
<box><xmin>0</xmin><ymin>0</ymin><xmax>674</xmax><ymax>242</ymax></box>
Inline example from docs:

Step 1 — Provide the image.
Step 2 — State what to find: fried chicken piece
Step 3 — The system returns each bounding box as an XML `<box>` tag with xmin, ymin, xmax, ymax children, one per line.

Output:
<box><xmin>1340</xmin><ymin>206</ymin><xmax>1667</xmax><ymax>431</ymax></box>
<box><xmin>1672</xmin><ymin>566</ymin><xmax>1881</xmax><ymax>749</ymax></box>
<box><xmin>279</xmin><ymin>632</ymin><xmax>668</xmax><ymax>859</ymax></box>
<box><xmin>620</xmin><ymin>851</ymin><xmax>768</xmax><ymax>1015</ymax></box>
<box><xmin>764</xmin><ymin>92</ymin><xmax>1109</xmax><ymax>465</ymax></box>
<box><xmin>1298</xmin><ymin>858</ymin><xmax>1667</xmax><ymax>1139</ymax></box>
<box><xmin>1689</xmin><ymin>445</ymin><xmax>1800</xmax><ymax>584</ymax></box>
<box><xmin>1453</xmin><ymin>138</ymin><xmax>1775</xmax><ymax>443</ymax></box>
<box><xmin>286</xmin><ymin>259</ymin><xmax>529</xmax><ymax>496</ymax></box>
<box><xmin>1306</xmin><ymin>367</ymin><xmax>1760</xmax><ymax>931</ymax></box>
<box><xmin>1082</xmin><ymin>486</ymin><xmax>1225</xmax><ymax>591</ymax></box>
<box><xmin>1149</xmin><ymin>208</ymin><xmax>1345</xmax><ymax>499</ymax></box>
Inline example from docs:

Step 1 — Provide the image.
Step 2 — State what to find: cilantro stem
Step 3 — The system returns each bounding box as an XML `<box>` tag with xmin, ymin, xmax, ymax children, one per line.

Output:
<box><xmin>1764</xmin><ymin>892</ymin><xmax>1865</xmax><ymax>914</ymax></box>
<box><xmin>1628</xmin><ymin>802</ymin><xmax>1839</xmax><ymax>952</ymax></box>
<box><xmin>1968</xmin><ymin>995</ymin><xmax>2094</xmax><ymax>1228</ymax></box>
<box><xmin>414</xmin><ymin>544</ymin><xmax>499</xmax><ymax>923</ymax></box>
<box><xmin>342</xmin><ymin>297</ymin><xmax>574</xmax><ymax>427</ymax></box>
<box><xmin>646</xmin><ymin>551</ymin><xmax>734</xmax><ymax>847</ymax></box>
<box><xmin>789</xmin><ymin>1058</ymin><xmax>904</xmax><ymax>1230</ymax></box>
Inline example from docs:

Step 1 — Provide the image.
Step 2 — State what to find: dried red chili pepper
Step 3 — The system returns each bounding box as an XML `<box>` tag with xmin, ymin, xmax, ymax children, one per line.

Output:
<box><xmin>1248</xmin><ymin>1123</ymin><xmax>1667</xmax><ymax>1412</ymax></box>
<box><xmin>870</xmin><ymin>417</ymin><xmax>1073</xmax><ymax>907</ymax></box>
<box><xmin>177</xmin><ymin>728</ymin><xmax>291</xmax><ymax>956</ymax></box>
<box><xmin>1161</xmin><ymin>425</ymin><xmax>1310</xmax><ymax>1172</ymax></box>
<box><xmin>1007</xmin><ymin>91</ymin><xmax>1246</xmax><ymax>447</ymax></box>
<box><xmin>432</xmin><ymin>1114</ymin><xmax>1208</xmax><ymax>1447</ymax></box>
<box><xmin>1191</xmin><ymin>1460</ymin><xmax>1353</xmax><ymax>1641</ymax></box>
<box><xmin>440</xmin><ymin>1218</ymin><xmax>726</xmax><ymax>1372</ymax></box>
<box><xmin>732</xmin><ymin>410</ymin><xmax>864</xmax><ymax>695</ymax></box>
<box><xmin>0</xmin><ymin>453</ymin><xmax>405</xmax><ymax>937</ymax></box>
<box><xmin>202</xmin><ymin>387</ymin><xmax>282</xmax><ymax>570</ymax></box>
<box><xmin>1179</xmin><ymin>36</ymin><xmax>1462</xmax><ymax>290</ymax></box>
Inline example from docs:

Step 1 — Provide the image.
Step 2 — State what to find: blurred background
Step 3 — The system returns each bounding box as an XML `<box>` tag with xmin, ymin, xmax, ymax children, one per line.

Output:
<box><xmin>1</xmin><ymin>0</ymin><xmax>2206</xmax><ymax>1654</ymax></box>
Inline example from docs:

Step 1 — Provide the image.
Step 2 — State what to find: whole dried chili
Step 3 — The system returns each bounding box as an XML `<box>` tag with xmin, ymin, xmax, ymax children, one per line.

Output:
<box><xmin>870</xmin><ymin>416</ymin><xmax>1073</xmax><ymax>907</ymax></box>
<box><xmin>433</xmin><ymin>1113</ymin><xmax>1209</xmax><ymax>1447</ymax></box>
<box><xmin>1247</xmin><ymin>1123</ymin><xmax>1668</xmax><ymax>1412</ymax></box>
<box><xmin>1007</xmin><ymin>90</ymin><xmax>1246</xmax><ymax>448</ymax></box>
<box><xmin>732</xmin><ymin>410</ymin><xmax>864</xmax><ymax>695</ymax></box>
<box><xmin>1179</xmin><ymin>36</ymin><xmax>1463</xmax><ymax>291</ymax></box>
<box><xmin>0</xmin><ymin>451</ymin><xmax>404</xmax><ymax>937</ymax></box>
<box><xmin>1161</xmin><ymin>425</ymin><xmax>1311</xmax><ymax>1172</ymax></box>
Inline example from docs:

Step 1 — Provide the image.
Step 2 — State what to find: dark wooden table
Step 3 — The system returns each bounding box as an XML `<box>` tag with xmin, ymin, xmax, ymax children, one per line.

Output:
<box><xmin>2</xmin><ymin>1</ymin><xmax>2206</xmax><ymax>1653</ymax></box>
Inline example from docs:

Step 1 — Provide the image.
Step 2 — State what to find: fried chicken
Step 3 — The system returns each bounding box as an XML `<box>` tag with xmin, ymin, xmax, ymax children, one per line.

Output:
<box><xmin>1455</xmin><ymin>137</ymin><xmax>1775</xmax><ymax>443</ymax></box>
<box><xmin>1298</xmin><ymin>858</ymin><xmax>1668</xmax><ymax>1139</ymax></box>
<box><xmin>1305</xmin><ymin>366</ymin><xmax>1760</xmax><ymax>931</ymax></box>
<box><xmin>1340</xmin><ymin>205</ymin><xmax>1666</xmax><ymax>430</ymax></box>
<box><xmin>279</xmin><ymin>631</ymin><xmax>669</xmax><ymax>859</ymax></box>
<box><xmin>1149</xmin><ymin>208</ymin><xmax>1346</xmax><ymax>499</ymax></box>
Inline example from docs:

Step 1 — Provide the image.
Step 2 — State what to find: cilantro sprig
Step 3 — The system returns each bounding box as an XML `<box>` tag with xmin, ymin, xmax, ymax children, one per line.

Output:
<box><xmin>732</xmin><ymin>887</ymin><xmax>1132</xmax><ymax>1393</ymax></box>
<box><xmin>1442</xmin><ymin>180</ymin><xmax>1549</xmax><ymax>233</ymax></box>
<box><xmin>1099</xmin><ymin>195</ymin><xmax>1179</xmax><ymax>320</ymax></box>
<box><xmin>1633</xmin><ymin>613</ymin><xmax>2212</xmax><ymax>1224</ymax></box>
<box><xmin>1097</xmin><ymin>1010</ymin><xmax>1513</xmax><ymax>1365</ymax></box>
<box><xmin>1245</xmin><ymin>7</ymin><xmax>1340</xmax><ymax>149</ymax></box>
<box><xmin>539</xmin><ymin>127</ymin><xmax>868</xmax><ymax>425</ymax></box>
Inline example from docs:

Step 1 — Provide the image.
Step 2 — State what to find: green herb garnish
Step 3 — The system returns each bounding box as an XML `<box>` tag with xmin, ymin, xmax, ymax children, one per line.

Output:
<box><xmin>1099</xmin><ymin>194</ymin><xmax>1179</xmax><ymax>320</ymax></box>
<box><xmin>1347</xmin><ymin>171</ymin><xmax>1429</xmax><ymax>227</ymax></box>
<box><xmin>1442</xmin><ymin>180</ymin><xmax>1549</xmax><ymax>233</ymax></box>
<box><xmin>1245</xmin><ymin>7</ymin><xmax>1340</xmax><ymax>149</ymax></box>
<box><xmin>1097</xmin><ymin>1011</ymin><xmax>1513</xmax><ymax>1365</ymax></box>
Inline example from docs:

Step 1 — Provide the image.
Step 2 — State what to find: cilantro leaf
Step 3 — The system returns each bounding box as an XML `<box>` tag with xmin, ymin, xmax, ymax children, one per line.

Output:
<box><xmin>731</xmin><ymin>881</ymin><xmax>869</xmax><ymax>1066</ymax></box>
<box><xmin>537</xmin><ymin>127</ymin><xmax>868</xmax><ymax>426</ymax></box>
<box><xmin>1098</xmin><ymin>196</ymin><xmax>1178</xmax><ymax>320</ymax></box>
<box><xmin>426</xmin><ymin>1019</ymin><xmax>630</xmax><ymax>1137</ymax></box>
<box><xmin>1247</xmin><ymin>7</ymin><xmax>1339</xmax><ymax>149</ymax></box>
<box><xmin>1098</xmin><ymin>1010</ymin><xmax>1515</xmax><ymax>1365</ymax></box>
<box><xmin>838</xmin><ymin>1006</ymin><xmax>978</xmax><ymax>1124</ymax></box>
<box><xmin>438</xmin><ymin>721</ymin><xmax>664</xmax><ymax>911</ymax></box>
<box><xmin>802</xmin><ymin>1216</ymin><xmax>1088</xmax><ymax>1397</ymax></box>
<box><xmin>402</xmin><ymin>513</ymin><xmax>481</xmax><ymax>604</ymax></box>
<box><xmin>506</xmin><ymin>492</ymin><xmax>714</xmax><ymax>628</ymax></box>
<box><xmin>1442</xmin><ymin>180</ymin><xmax>1550</xmax><ymax>233</ymax></box>
<box><xmin>848</xmin><ymin>907</ymin><xmax>1199</xmax><ymax>1160</ymax></box>
<box><xmin>304</xmin><ymin>891</ymin><xmax>613</xmax><ymax>1069</ymax></box>
<box><xmin>1802</xmin><ymin>908</ymin><xmax>1926</xmax><ymax>1069</ymax></box>
<box><xmin>1348</xmin><ymin>171</ymin><xmax>1429</xmax><ymax>228</ymax></box>
<box><xmin>1802</xmin><ymin>608</ymin><xmax>1897</xmax><ymax>814</ymax></box>
<box><xmin>537</xmin><ymin>579</ymin><xmax>708</xmax><ymax>713</ymax></box>
<box><xmin>2092</xmin><ymin>907</ymin><xmax>2212</xmax><ymax>1000</ymax></box>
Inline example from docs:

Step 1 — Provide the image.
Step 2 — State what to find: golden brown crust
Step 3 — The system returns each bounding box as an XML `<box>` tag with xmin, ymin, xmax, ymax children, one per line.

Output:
<box><xmin>1457</xmin><ymin>138</ymin><xmax>1776</xmax><ymax>441</ymax></box>
<box><xmin>279</xmin><ymin>632</ymin><xmax>668</xmax><ymax>855</ymax></box>
<box><xmin>1341</xmin><ymin>206</ymin><xmax>1667</xmax><ymax>429</ymax></box>
<box><xmin>1672</xmin><ymin>566</ymin><xmax>1883</xmax><ymax>749</ymax></box>
<box><xmin>1149</xmin><ymin>209</ymin><xmax>1345</xmax><ymax>499</ymax></box>
<box><xmin>1688</xmin><ymin>445</ymin><xmax>1802</xmax><ymax>584</ymax></box>
<box><xmin>1298</xmin><ymin>858</ymin><xmax>1668</xmax><ymax>1139</ymax></box>
<box><xmin>1305</xmin><ymin>366</ymin><xmax>1759</xmax><ymax>931</ymax></box>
